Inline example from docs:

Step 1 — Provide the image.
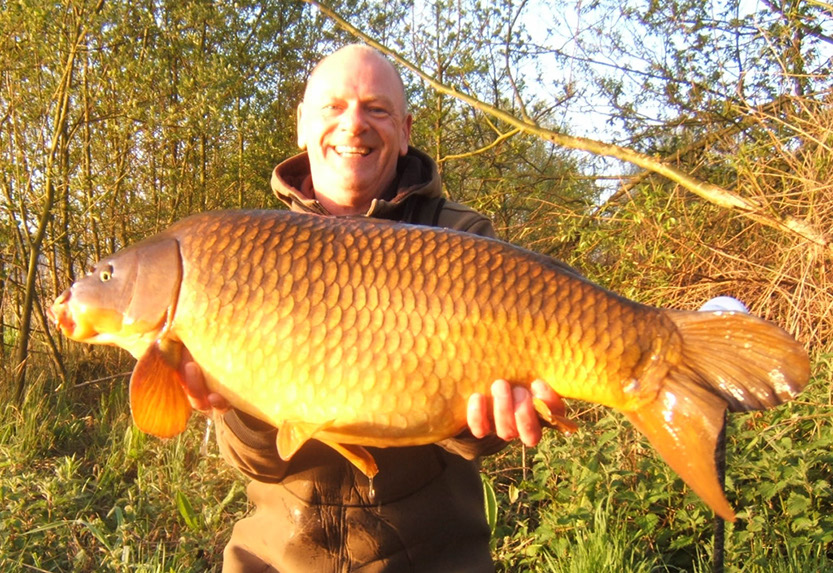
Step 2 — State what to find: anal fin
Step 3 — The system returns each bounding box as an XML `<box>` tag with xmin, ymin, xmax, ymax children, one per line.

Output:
<box><xmin>322</xmin><ymin>441</ymin><xmax>379</xmax><ymax>478</ymax></box>
<box><xmin>276</xmin><ymin>421</ymin><xmax>380</xmax><ymax>478</ymax></box>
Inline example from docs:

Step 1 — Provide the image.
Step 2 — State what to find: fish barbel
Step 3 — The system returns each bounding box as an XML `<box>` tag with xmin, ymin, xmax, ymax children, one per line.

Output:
<box><xmin>49</xmin><ymin>210</ymin><xmax>810</xmax><ymax>521</ymax></box>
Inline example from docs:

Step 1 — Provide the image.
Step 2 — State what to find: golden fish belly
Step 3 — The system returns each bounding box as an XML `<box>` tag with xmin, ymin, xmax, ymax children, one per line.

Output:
<box><xmin>169</xmin><ymin>210</ymin><xmax>656</xmax><ymax>446</ymax></box>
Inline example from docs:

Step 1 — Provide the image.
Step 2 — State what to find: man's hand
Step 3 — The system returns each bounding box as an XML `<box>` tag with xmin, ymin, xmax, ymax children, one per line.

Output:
<box><xmin>182</xmin><ymin>358</ymin><xmax>230</xmax><ymax>415</ymax></box>
<box><xmin>467</xmin><ymin>380</ymin><xmax>566</xmax><ymax>448</ymax></box>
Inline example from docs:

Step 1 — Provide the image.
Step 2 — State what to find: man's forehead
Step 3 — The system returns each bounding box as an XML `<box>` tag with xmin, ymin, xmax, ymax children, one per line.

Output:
<box><xmin>308</xmin><ymin>80</ymin><xmax>397</xmax><ymax>104</ymax></box>
<box><xmin>304</xmin><ymin>48</ymin><xmax>405</xmax><ymax>108</ymax></box>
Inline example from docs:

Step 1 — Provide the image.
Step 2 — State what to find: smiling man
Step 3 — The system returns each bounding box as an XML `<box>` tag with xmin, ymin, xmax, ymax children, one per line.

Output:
<box><xmin>294</xmin><ymin>45</ymin><xmax>413</xmax><ymax>215</ymax></box>
<box><xmin>185</xmin><ymin>44</ymin><xmax>564</xmax><ymax>572</ymax></box>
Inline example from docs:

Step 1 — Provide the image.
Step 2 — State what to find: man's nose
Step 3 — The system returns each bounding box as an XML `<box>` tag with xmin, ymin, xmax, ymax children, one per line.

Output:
<box><xmin>338</xmin><ymin>103</ymin><xmax>367</xmax><ymax>133</ymax></box>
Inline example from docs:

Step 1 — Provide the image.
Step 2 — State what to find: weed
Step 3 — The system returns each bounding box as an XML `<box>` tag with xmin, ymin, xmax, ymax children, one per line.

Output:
<box><xmin>0</xmin><ymin>376</ymin><xmax>247</xmax><ymax>572</ymax></box>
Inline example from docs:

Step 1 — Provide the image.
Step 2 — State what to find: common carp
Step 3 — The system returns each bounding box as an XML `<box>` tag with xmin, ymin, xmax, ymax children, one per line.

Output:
<box><xmin>49</xmin><ymin>209</ymin><xmax>810</xmax><ymax>521</ymax></box>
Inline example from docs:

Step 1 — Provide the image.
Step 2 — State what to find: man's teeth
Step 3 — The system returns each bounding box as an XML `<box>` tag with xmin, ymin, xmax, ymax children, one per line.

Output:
<box><xmin>335</xmin><ymin>146</ymin><xmax>371</xmax><ymax>156</ymax></box>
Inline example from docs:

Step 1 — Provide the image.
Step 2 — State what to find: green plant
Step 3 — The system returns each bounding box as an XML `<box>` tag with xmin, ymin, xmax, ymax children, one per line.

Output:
<box><xmin>0</xmin><ymin>376</ymin><xmax>247</xmax><ymax>572</ymax></box>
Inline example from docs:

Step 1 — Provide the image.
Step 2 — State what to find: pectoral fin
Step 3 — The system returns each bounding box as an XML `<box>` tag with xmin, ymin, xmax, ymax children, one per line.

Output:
<box><xmin>129</xmin><ymin>339</ymin><xmax>192</xmax><ymax>438</ymax></box>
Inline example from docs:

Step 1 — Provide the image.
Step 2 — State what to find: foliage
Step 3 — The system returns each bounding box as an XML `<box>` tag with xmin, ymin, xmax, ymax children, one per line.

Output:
<box><xmin>0</xmin><ymin>357</ymin><xmax>246</xmax><ymax>572</ymax></box>
<box><xmin>541</xmin><ymin>0</ymin><xmax>833</xmax><ymax>144</ymax></box>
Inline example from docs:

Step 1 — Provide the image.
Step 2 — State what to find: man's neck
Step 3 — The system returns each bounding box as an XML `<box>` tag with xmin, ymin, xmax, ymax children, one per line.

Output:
<box><xmin>314</xmin><ymin>191</ymin><xmax>373</xmax><ymax>216</ymax></box>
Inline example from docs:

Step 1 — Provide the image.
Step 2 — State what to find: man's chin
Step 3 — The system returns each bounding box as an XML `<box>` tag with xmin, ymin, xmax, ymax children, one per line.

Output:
<box><xmin>320</xmin><ymin>169</ymin><xmax>381</xmax><ymax>192</ymax></box>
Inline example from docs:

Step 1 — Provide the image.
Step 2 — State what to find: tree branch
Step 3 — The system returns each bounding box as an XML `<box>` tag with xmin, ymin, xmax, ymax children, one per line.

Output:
<box><xmin>439</xmin><ymin>127</ymin><xmax>521</xmax><ymax>163</ymax></box>
<box><xmin>306</xmin><ymin>0</ymin><xmax>829</xmax><ymax>251</ymax></box>
<box><xmin>594</xmin><ymin>95</ymin><xmax>795</xmax><ymax>215</ymax></box>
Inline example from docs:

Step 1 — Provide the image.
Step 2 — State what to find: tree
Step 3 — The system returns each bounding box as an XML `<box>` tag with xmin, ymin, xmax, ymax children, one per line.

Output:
<box><xmin>0</xmin><ymin>0</ymin><xmax>324</xmax><ymax>399</ymax></box>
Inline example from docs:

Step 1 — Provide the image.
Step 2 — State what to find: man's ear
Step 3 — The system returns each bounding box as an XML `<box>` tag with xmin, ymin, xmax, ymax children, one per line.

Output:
<box><xmin>400</xmin><ymin>113</ymin><xmax>413</xmax><ymax>155</ymax></box>
<box><xmin>296</xmin><ymin>103</ymin><xmax>307</xmax><ymax>150</ymax></box>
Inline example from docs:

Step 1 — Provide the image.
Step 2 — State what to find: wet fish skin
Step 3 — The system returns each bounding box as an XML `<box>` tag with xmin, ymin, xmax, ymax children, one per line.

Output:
<box><xmin>49</xmin><ymin>210</ymin><xmax>811</xmax><ymax>521</ymax></box>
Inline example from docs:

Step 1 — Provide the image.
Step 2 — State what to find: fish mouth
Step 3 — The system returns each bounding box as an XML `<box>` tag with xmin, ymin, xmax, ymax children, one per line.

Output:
<box><xmin>48</xmin><ymin>298</ymin><xmax>77</xmax><ymax>336</ymax></box>
<box><xmin>49</xmin><ymin>290</ymin><xmax>88</xmax><ymax>338</ymax></box>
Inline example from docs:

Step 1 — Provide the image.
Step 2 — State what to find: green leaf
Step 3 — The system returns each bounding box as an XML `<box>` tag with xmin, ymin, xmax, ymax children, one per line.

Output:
<box><xmin>175</xmin><ymin>490</ymin><xmax>201</xmax><ymax>532</ymax></box>
<box><xmin>481</xmin><ymin>474</ymin><xmax>498</xmax><ymax>535</ymax></box>
<box><xmin>786</xmin><ymin>492</ymin><xmax>812</xmax><ymax>517</ymax></box>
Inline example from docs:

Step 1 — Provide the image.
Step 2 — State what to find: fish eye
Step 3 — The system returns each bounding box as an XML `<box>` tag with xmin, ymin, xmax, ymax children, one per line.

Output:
<box><xmin>99</xmin><ymin>264</ymin><xmax>114</xmax><ymax>282</ymax></box>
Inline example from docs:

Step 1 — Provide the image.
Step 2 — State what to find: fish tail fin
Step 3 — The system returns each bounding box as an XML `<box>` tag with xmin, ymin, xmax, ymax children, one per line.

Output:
<box><xmin>623</xmin><ymin>380</ymin><xmax>733</xmax><ymax>520</ymax></box>
<box><xmin>625</xmin><ymin>310</ymin><xmax>810</xmax><ymax>522</ymax></box>
<box><xmin>665</xmin><ymin>310</ymin><xmax>810</xmax><ymax>411</ymax></box>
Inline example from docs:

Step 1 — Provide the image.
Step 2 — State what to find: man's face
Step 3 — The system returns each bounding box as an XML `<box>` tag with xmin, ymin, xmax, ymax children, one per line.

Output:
<box><xmin>297</xmin><ymin>48</ymin><xmax>412</xmax><ymax>212</ymax></box>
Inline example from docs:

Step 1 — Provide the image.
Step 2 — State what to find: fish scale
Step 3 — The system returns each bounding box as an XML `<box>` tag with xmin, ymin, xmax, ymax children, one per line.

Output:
<box><xmin>49</xmin><ymin>209</ymin><xmax>810</xmax><ymax>521</ymax></box>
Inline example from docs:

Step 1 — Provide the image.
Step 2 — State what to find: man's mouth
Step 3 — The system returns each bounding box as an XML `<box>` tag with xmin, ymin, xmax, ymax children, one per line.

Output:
<box><xmin>334</xmin><ymin>145</ymin><xmax>372</xmax><ymax>157</ymax></box>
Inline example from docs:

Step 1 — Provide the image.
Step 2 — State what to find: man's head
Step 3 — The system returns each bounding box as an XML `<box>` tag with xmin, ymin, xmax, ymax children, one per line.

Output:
<box><xmin>297</xmin><ymin>44</ymin><xmax>413</xmax><ymax>215</ymax></box>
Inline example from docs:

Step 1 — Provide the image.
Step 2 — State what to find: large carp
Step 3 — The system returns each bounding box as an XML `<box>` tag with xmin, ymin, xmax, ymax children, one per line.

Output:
<box><xmin>49</xmin><ymin>210</ymin><xmax>810</xmax><ymax>521</ymax></box>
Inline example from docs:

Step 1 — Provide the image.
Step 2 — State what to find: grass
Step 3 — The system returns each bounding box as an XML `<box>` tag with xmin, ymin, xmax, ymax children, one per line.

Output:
<box><xmin>1</xmin><ymin>353</ymin><xmax>831</xmax><ymax>571</ymax></box>
<box><xmin>0</xmin><ymin>372</ymin><xmax>246</xmax><ymax>572</ymax></box>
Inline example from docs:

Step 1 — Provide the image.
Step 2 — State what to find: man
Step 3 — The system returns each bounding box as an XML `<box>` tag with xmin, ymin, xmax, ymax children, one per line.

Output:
<box><xmin>185</xmin><ymin>44</ymin><xmax>564</xmax><ymax>572</ymax></box>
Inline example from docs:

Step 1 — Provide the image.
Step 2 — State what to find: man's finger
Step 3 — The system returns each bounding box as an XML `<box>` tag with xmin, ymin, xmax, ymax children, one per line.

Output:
<box><xmin>492</xmin><ymin>380</ymin><xmax>519</xmax><ymax>440</ymax></box>
<box><xmin>512</xmin><ymin>387</ymin><xmax>543</xmax><ymax>447</ymax></box>
<box><xmin>467</xmin><ymin>393</ymin><xmax>490</xmax><ymax>438</ymax></box>
<box><xmin>183</xmin><ymin>362</ymin><xmax>211</xmax><ymax>411</ymax></box>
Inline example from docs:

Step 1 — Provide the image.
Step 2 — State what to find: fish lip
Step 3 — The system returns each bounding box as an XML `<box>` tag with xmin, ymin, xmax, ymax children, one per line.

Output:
<box><xmin>49</xmin><ymin>292</ymin><xmax>77</xmax><ymax>336</ymax></box>
<box><xmin>51</xmin><ymin>308</ymin><xmax>77</xmax><ymax>335</ymax></box>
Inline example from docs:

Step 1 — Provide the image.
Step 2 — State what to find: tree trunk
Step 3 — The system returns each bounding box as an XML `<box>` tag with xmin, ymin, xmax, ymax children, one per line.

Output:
<box><xmin>12</xmin><ymin>11</ymin><xmax>88</xmax><ymax>402</ymax></box>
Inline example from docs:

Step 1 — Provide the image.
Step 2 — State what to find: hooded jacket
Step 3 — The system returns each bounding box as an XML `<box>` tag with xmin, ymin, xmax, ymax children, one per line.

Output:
<box><xmin>218</xmin><ymin>147</ymin><xmax>502</xmax><ymax>572</ymax></box>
